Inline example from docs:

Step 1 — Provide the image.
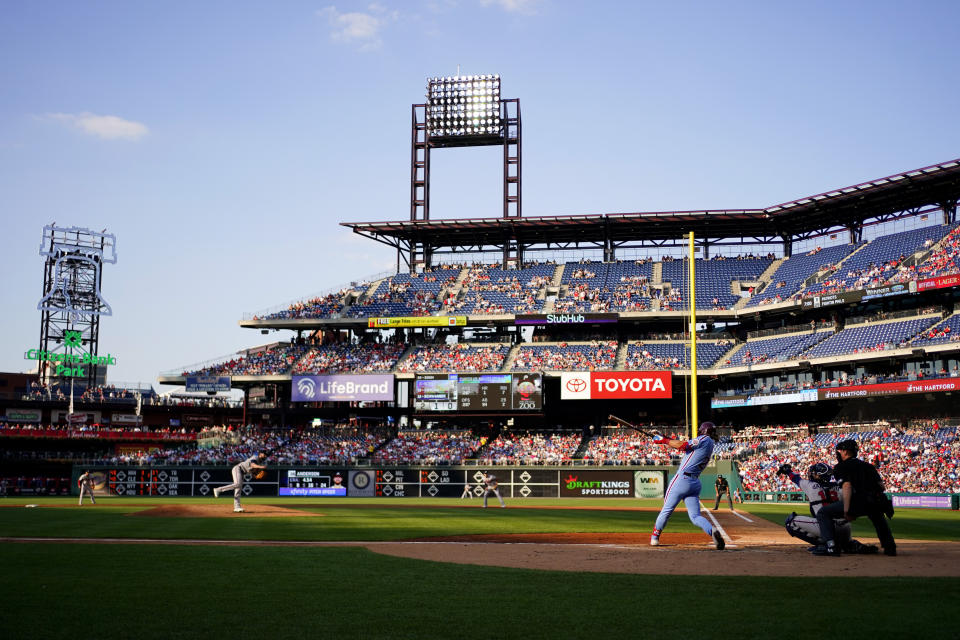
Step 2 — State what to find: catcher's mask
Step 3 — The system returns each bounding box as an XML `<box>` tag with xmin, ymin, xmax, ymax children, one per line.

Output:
<box><xmin>808</xmin><ymin>462</ymin><xmax>832</xmax><ymax>485</ymax></box>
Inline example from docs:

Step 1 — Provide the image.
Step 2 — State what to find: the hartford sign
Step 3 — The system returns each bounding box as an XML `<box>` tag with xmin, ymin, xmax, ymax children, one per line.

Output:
<box><xmin>560</xmin><ymin>371</ymin><xmax>672</xmax><ymax>400</ymax></box>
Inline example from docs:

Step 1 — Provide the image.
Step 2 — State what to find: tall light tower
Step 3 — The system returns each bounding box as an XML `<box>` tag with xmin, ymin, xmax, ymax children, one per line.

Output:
<box><xmin>36</xmin><ymin>224</ymin><xmax>117</xmax><ymax>387</ymax></box>
<box><xmin>410</xmin><ymin>74</ymin><xmax>521</xmax><ymax>268</ymax></box>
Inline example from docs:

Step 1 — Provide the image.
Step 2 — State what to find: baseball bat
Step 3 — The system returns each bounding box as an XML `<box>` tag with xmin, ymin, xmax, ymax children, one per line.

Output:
<box><xmin>607</xmin><ymin>414</ymin><xmax>660</xmax><ymax>439</ymax></box>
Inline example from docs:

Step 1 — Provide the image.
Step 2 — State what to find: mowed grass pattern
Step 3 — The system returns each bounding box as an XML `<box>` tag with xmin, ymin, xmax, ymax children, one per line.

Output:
<box><xmin>1</xmin><ymin>498</ymin><xmax>959</xmax><ymax>639</ymax></box>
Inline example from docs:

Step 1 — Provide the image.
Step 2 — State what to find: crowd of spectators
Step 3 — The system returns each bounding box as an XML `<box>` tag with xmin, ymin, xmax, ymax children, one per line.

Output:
<box><xmin>511</xmin><ymin>341</ymin><xmax>618</xmax><ymax>371</ymax></box>
<box><xmin>397</xmin><ymin>343</ymin><xmax>508</xmax><ymax>373</ymax></box>
<box><xmin>293</xmin><ymin>342</ymin><xmax>407</xmax><ymax>374</ymax></box>
<box><xmin>916</xmin><ymin>225</ymin><xmax>960</xmax><ymax>278</ymax></box>
<box><xmin>185</xmin><ymin>343</ymin><xmax>309</xmax><ymax>377</ymax></box>
<box><xmin>477</xmin><ymin>431</ymin><xmax>581</xmax><ymax>465</ymax></box>
<box><xmin>735</xmin><ymin>423</ymin><xmax>959</xmax><ymax>494</ymax></box>
<box><xmin>581</xmin><ymin>430</ymin><xmax>680</xmax><ymax>465</ymax></box>
<box><xmin>371</xmin><ymin>430</ymin><xmax>483</xmax><ymax>465</ymax></box>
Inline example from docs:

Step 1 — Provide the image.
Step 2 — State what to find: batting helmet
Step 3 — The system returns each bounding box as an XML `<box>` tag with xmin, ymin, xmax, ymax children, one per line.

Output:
<box><xmin>700</xmin><ymin>421</ymin><xmax>717</xmax><ymax>438</ymax></box>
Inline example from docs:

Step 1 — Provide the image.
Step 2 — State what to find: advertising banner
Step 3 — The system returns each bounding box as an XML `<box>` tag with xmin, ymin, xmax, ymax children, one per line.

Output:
<box><xmin>801</xmin><ymin>290</ymin><xmax>862</xmax><ymax>309</ymax></box>
<box><xmin>560</xmin><ymin>470</ymin><xmax>633</xmax><ymax>497</ymax></box>
<box><xmin>892</xmin><ymin>495</ymin><xmax>952</xmax><ymax>509</ymax></box>
<box><xmin>861</xmin><ymin>282</ymin><xmax>911</xmax><ymax>301</ymax></box>
<box><xmin>817</xmin><ymin>377</ymin><xmax>960</xmax><ymax>401</ymax></box>
<box><xmin>185</xmin><ymin>376</ymin><xmax>231</xmax><ymax>393</ymax></box>
<box><xmin>560</xmin><ymin>371</ymin><xmax>672</xmax><ymax>400</ymax></box>
<box><xmin>4</xmin><ymin>408</ymin><xmax>42</xmax><ymax>423</ymax></box>
<box><xmin>917</xmin><ymin>274</ymin><xmax>960</xmax><ymax>292</ymax></box>
<box><xmin>514</xmin><ymin>313</ymin><xmax>619</xmax><ymax>325</ymax></box>
<box><xmin>292</xmin><ymin>374</ymin><xmax>394</xmax><ymax>402</ymax></box>
<box><xmin>112</xmin><ymin>413</ymin><xmax>143</xmax><ymax>424</ymax></box>
<box><xmin>634</xmin><ymin>470</ymin><xmax>666</xmax><ymax>498</ymax></box>
<box><xmin>712</xmin><ymin>390</ymin><xmax>818</xmax><ymax>409</ymax></box>
<box><xmin>367</xmin><ymin>316</ymin><xmax>466</xmax><ymax>328</ymax></box>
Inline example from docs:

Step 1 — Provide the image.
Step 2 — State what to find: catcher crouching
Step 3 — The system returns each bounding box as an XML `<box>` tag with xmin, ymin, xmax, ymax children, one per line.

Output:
<box><xmin>214</xmin><ymin>452</ymin><xmax>267</xmax><ymax>512</ymax></box>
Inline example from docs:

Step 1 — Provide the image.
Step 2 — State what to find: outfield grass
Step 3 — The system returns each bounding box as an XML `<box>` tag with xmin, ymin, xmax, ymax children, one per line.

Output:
<box><xmin>1</xmin><ymin>497</ymin><xmax>958</xmax><ymax>639</ymax></box>
<box><xmin>1</xmin><ymin>543</ymin><xmax>958</xmax><ymax>640</ymax></box>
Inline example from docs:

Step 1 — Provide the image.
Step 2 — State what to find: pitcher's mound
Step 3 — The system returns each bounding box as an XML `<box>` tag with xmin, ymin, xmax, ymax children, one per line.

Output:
<box><xmin>130</xmin><ymin>504</ymin><xmax>319</xmax><ymax>518</ymax></box>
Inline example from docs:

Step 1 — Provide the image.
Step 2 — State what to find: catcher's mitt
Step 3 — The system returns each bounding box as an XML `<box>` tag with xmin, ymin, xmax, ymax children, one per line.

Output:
<box><xmin>253</xmin><ymin>469</ymin><xmax>266</xmax><ymax>480</ymax></box>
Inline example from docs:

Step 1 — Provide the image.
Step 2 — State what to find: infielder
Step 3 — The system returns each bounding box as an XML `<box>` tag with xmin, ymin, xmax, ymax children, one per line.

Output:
<box><xmin>77</xmin><ymin>470</ymin><xmax>96</xmax><ymax>506</ymax></box>
<box><xmin>214</xmin><ymin>452</ymin><xmax>266</xmax><ymax>512</ymax></box>
<box><xmin>460</xmin><ymin>481</ymin><xmax>473</xmax><ymax>499</ymax></box>
<box><xmin>481</xmin><ymin>472</ymin><xmax>505</xmax><ymax>508</ymax></box>
<box><xmin>778</xmin><ymin>462</ymin><xmax>877</xmax><ymax>554</ymax></box>
<box><xmin>650</xmin><ymin>422</ymin><xmax>724</xmax><ymax>549</ymax></box>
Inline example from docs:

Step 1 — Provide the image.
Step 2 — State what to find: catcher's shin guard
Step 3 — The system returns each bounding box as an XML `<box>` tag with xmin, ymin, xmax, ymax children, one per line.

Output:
<box><xmin>785</xmin><ymin>512</ymin><xmax>822</xmax><ymax>545</ymax></box>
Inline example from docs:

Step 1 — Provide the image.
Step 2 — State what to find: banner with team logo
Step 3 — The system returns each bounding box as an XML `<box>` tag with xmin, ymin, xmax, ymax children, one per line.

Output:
<box><xmin>560</xmin><ymin>371</ymin><xmax>672</xmax><ymax>400</ymax></box>
<box><xmin>291</xmin><ymin>375</ymin><xmax>394</xmax><ymax>402</ymax></box>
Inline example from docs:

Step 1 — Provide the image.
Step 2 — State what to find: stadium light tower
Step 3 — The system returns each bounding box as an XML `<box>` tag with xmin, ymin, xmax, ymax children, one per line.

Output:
<box><xmin>410</xmin><ymin>74</ymin><xmax>521</xmax><ymax>266</ymax></box>
<box><xmin>36</xmin><ymin>224</ymin><xmax>116</xmax><ymax>387</ymax></box>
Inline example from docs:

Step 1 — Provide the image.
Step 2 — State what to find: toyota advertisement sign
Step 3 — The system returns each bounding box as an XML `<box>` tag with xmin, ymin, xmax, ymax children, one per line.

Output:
<box><xmin>560</xmin><ymin>371</ymin><xmax>672</xmax><ymax>400</ymax></box>
<box><xmin>291</xmin><ymin>375</ymin><xmax>394</xmax><ymax>402</ymax></box>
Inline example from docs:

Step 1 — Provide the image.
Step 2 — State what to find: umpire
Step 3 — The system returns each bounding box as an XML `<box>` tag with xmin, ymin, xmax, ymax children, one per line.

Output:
<box><xmin>713</xmin><ymin>474</ymin><xmax>733</xmax><ymax>510</ymax></box>
<box><xmin>814</xmin><ymin>439</ymin><xmax>896</xmax><ymax>556</ymax></box>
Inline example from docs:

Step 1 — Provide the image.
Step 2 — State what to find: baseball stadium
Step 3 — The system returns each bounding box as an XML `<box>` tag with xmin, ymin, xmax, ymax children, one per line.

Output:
<box><xmin>4</xmin><ymin>7</ymin><xmax>960</xmax><ymax>640</ymax></box>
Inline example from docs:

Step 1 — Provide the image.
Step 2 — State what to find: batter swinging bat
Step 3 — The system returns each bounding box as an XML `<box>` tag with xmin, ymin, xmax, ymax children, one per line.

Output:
<box><xmin>607</xmin><ymin>414</ymin><xmax>660</xmax><ymax>439</ymax></box>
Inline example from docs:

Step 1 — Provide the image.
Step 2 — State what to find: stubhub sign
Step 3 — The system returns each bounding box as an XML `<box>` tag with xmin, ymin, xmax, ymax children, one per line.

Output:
<box><xmin>560</xmin><ymin>371</ymin><xmax>672</xmax><ymax>400</ymax></box>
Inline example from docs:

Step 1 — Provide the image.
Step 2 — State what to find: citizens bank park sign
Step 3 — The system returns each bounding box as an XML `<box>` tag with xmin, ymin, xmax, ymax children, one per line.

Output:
<box><xmin>560</xmin><ymin>371</ymin><xmax>672</xmax><ymax>400</ymax></box>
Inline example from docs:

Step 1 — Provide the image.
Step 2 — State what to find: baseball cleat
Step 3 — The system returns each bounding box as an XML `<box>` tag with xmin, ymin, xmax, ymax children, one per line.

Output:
<box><xmin>234</xmin><ymin>507</ymin><xmax>244</xmax><ymax>513</ymax></box>
<box><xmin>213</xmin><ymin>488</ymin><xmax>220</xmax><ymax>498</ymax></box>
<box><xmin>713</xmin><ymin>530</ymin><xmax>725</xmax><ymax>550</ymax></box>
<box><xmin>650</xmin><ymin>535</ymin><xmax>660</xmax><ymax>546</ymax></box>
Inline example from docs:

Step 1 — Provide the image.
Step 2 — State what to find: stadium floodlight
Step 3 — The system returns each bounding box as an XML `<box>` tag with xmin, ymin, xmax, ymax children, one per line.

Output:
<box><xmin>425</xmin><ymin>74</ymin><xmax>503</xmax><ymax>140</ymax></box>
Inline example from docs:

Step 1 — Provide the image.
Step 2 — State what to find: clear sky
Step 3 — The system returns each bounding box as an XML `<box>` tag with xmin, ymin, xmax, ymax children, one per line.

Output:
<box><xmin>2</xmin><ymin>1</ymin><xmax>959</xmax><ymax>389</ymax></box>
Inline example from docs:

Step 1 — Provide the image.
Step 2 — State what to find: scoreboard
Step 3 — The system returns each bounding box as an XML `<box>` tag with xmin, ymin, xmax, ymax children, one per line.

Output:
<box><xmin>414</xmin><ymin>373</ymin><xmax>542</xmax><ymax>412</ymax></box>
<box><xmin>279</xmin><ymin>469</ymin><xmax>347</xmax><ymax>496</ymax></box>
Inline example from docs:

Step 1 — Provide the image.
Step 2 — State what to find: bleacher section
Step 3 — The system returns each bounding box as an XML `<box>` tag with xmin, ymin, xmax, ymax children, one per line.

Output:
<box><xmin>261</xmin><ymin>289</ymin><xmax>357</xmax><ymax>320</ymax></box>
<box><xmin>345</xmin><ymin>269</ymin><xmax>460</xmax><ymax>318</ymax></box>
<box><xmin>510</xmin><ymin>341</ymin><xmax>619</xmax><ymax>371</ymax></box>
<box><xmin>804</xmin><ymin>225</ymin><xmax>953</xmax><ymax>296</ymax></box>
<box><xmin>185</xmin><ymin>343</ymin><xmax>309</xmax><ymax>376</ymax></box>
<box><xmin>747</xmin><ymin>244</ymin><xmax>855</xmax><ymax>307</ymax></box>
<box><xmin>910</xmin><ymin>314</ymin><xmax>960</xmax><ymax>346</ymax></box>
<box><xmin>720</xmin><ymin>330</ymin><xmax>831</xmax><ymax>367</ymax></box>
<box><xmin>661</xmin><ymin>257</ymin><xmax>772</xmax><ymax>310</ymax></box>
<box><xmin>478</xmin><ymin>432</ymin><xmax>581</xmax><ymax>465</ymax></box>
<box><xmin>397</xmin><ymin>343</ymin><xmax>510</xmax><ymax>372</ymax></box>
<box><xmin>801</xmin><ymin>316</ymin><xmax>939</xmax><ymax>359</ymax></box>
<box><xmin>553</xmin><ymin>260</ymin><xmax>653</xmax><ymax>313</ymax></box>
<box><xmin>917</xmin><ymin>224</ymin><xmax>960</xmax><ymax>278</ymax></box>
<box><xmin>292</xmin><ymin>343</ymin><xmax>407</xmax><ymax>374</ymax></box>
<box><xmin>451</xmin><ymin>263</ymin><xmax>554</xmax><ymax>314</ymax></box>
<box><xmin>624</xmin><ymin>341</ymin><xmax>730</xmax><ymax>369</ymax></box>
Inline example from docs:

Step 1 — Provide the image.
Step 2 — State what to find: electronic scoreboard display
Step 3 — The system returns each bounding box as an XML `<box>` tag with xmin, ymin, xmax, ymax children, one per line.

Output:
<box><xmin>414</xmin><ymin>372</ymin><xmax>542</xmax><ymax>412</ymax></box>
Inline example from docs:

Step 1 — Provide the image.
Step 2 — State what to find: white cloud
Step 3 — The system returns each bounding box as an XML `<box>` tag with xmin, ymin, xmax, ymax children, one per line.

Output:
<box><xmin>318</xmin><ymin>4</ymin><xmax>399</xmax><ymax>51</ymax></box>
<box><xmin>47</xmin><ymin>112</ymin><xmax>149</xmax><ymax>141</ymax></box>
<box><xmin>480</xmin><ymin>0</ymin><xmax>540</xmax><ymax>14</ymax></box>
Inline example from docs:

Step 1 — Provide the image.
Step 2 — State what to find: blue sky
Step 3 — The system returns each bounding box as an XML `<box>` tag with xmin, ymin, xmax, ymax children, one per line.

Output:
<box><xmin>2</xmin><ymin>1</ymin><xmax>959</xmax><ymax>388</ymax></box>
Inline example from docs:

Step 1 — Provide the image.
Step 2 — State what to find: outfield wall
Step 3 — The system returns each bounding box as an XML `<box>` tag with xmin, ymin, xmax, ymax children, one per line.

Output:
<box><xmin>71</xmin><ymin>466</ymin><xmax>677</xmax><ymax>499</ymax></box>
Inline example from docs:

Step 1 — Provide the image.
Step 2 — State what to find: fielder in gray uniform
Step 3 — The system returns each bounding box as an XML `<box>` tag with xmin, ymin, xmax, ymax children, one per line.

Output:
<box><xmin>77</xmin><ymin>470</ymin><xmax>96</xmax><ymax>506</ymax></box>
<box><xmin>481</xmin><ymin>472</ymin><xmax>505</xmax><ymax>508</ymax></box>
<box><xmin>214</xmin><ymin>452</ymin><xmax>266</xmax><ymax>512</ymax></box>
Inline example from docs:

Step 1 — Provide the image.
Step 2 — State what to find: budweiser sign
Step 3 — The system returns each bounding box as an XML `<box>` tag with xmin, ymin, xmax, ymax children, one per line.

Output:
<box><xmin>560</xmin><ymin>371</ymin><xmax>672</xmax><ymax>400</ymax></box>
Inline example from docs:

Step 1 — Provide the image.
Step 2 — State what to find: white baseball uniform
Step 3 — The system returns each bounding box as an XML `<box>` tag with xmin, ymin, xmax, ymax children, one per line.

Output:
<box><xmin>784</xmin><ymin>471</ymin><xmax>851</xmax><ymax>546</ymax></box>
<box><xmin>77</xmin><ymin>471</ymin><xmax>96</xmax><ymax>505</ymax></box>
<box><xmin>482</xmin><ymin>473</ymin><xmax>505</xmax><ymax>508</ymax></box>
<box><xmin>215</xmin><ymin>455</ymin><xmax>259</xmax><ymax>510</ymax></box>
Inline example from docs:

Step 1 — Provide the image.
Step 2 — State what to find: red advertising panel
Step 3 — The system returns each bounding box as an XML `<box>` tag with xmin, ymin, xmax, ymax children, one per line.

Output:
<box><xmin>817</xmin><ymin>377</ymin><xmax>960</xmax><ymax>401</ymax></box>
<box><xmin>561</xmin><ymin>371</ymin><xmax>672</xmax><ymax>399</ymax></box>
<box><xmin>917</xmin><ymin>274</ymin><xmax>960</xmax><ymax>292</ymax></box>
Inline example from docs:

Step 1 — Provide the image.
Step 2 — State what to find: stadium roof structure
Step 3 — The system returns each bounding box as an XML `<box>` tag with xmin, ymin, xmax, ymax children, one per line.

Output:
<box><xmin>343</xmin><ymin>158</ymin><xmax>960</xmax><ymax>261</ymax></box>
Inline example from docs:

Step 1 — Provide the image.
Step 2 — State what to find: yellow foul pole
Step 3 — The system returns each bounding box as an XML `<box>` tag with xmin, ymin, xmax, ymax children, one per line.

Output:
<box><xmin>688</xmin><ymin>231</ymin><xmax>699</xmax><ymax>437</ymax></box>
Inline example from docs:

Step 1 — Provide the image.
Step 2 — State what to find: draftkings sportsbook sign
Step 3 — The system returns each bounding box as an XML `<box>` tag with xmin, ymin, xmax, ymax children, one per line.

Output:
<box><xmin>560</xmin><ymin>371</ymin><xmax>672</xmax><ymax>400</ymax></box>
